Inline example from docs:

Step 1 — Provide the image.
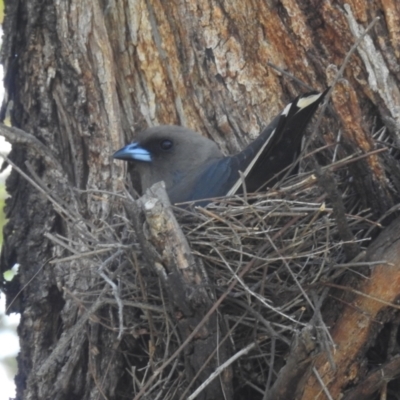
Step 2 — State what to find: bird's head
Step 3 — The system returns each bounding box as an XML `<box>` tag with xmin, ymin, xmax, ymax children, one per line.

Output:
<box><xmin>113</xmin><ymin>125</ymin><xmax>223</xmax><ymax>193</ymax></box>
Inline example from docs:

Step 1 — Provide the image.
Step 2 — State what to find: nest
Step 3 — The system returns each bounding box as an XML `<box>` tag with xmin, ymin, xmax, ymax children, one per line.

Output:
<box><xmin>40</xmin><ymin>125</ymin><xmax>400</xmax><ymax>400</ymax></box>
<box><xmin>102</xmin><ymin>129</ymin><xmax>396</xmax><ymax>400</ymax></box>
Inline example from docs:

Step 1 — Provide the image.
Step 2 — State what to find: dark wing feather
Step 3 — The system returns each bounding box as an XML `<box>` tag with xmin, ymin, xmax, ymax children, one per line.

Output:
<box><xmin>227</xmin><ymin>89</ymin><xmax>328</xmax><ymax>195</ymax></box>
<box><xmin>170</xmin><ymin>157</ymin><xmax>235</xmax><ymax>205</ymax></box>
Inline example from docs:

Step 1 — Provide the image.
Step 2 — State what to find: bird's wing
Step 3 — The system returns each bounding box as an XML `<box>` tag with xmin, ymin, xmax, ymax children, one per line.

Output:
<box><xmin>171</xmin><ymin>157</ymin><xmax>235</xmax><ymax>204</ymax></box>
<box><xmin>227</xmin><ymin>89</ymin><xmax>328</xmax><ymax>196</ymax></box>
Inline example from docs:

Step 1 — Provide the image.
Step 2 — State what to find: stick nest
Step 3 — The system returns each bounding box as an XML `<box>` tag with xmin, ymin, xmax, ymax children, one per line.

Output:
<box><xmin>107</xmin><ymin>131</ymin><xmax>396</xmax><ymax>399</ymax></box>
<box><xmin>52</xmin><ymin>126</ymin><xmax>400</xmax><ymax>399</ymax></box>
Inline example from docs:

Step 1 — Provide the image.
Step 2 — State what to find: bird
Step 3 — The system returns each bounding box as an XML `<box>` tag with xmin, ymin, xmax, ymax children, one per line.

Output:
<box><xmin>113</xmin><ymin>90</ymin><xmax>327</xmax><ymax>205</ymax></box>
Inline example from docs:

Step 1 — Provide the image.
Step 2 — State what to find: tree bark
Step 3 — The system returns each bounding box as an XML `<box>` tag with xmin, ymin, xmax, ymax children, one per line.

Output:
<box><xmin>1</xmin><ymin>0</ymin><xmax>400</xmax><ymax>399</ymax></box>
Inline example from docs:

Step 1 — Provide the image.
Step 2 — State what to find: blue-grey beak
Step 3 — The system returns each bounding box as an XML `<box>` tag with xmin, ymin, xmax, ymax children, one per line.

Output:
<box><xmin>113</xmin><ymin>143</ymin><xmax>152</xmax><ymax>162</ymax></box>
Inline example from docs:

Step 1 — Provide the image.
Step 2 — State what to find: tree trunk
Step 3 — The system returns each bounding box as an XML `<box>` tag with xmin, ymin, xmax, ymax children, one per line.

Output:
<box><xmin>1</xmin><ymin>0</ymin><xmax>400</xmax><ymax>399</ymax></box>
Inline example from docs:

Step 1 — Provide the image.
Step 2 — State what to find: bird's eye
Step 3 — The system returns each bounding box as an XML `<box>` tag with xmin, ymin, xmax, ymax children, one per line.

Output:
<box><xmin>160</xmin><ymin>139</ymin><xmax>173</xmax><ymax>150</ymax></box>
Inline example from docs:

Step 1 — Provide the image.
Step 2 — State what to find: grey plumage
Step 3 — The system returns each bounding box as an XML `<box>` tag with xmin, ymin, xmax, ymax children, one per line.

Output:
<box><xmin>113</xmin><ymin>90</ymin><xmax>327</xmax><ymax>204</ymax></box>
<box><xmin>133</xmin><ymin>126</ymin><xmax>222</xmax><ymax>203</ymax></box>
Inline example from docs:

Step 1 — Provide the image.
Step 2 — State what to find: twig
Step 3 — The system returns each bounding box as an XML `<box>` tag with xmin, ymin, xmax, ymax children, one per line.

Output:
<box><xmin>97</xmin><ymin>250</ymin><xmax>125</xmax><ymax>339</ymax></box>
<box><xmin>188</xmin><ymin>341</ymin><xmax>259</xmax><ymax>400</ymax></box>
<box><xmin>313</xmin><ymin>367</ymin><xmax>334</xmax><ymax>400</ymax></box>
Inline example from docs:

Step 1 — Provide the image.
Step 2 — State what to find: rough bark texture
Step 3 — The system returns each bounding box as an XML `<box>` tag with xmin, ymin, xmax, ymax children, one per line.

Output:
<box><xmin>300</xmin><ymin>216</ymin><xmax>400</xmax><ymax>399</ymax></box>
<box><xmin>1</xmin><ymin>0</ymin><xmax>400</xmax><ymax>399</ymax></box>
